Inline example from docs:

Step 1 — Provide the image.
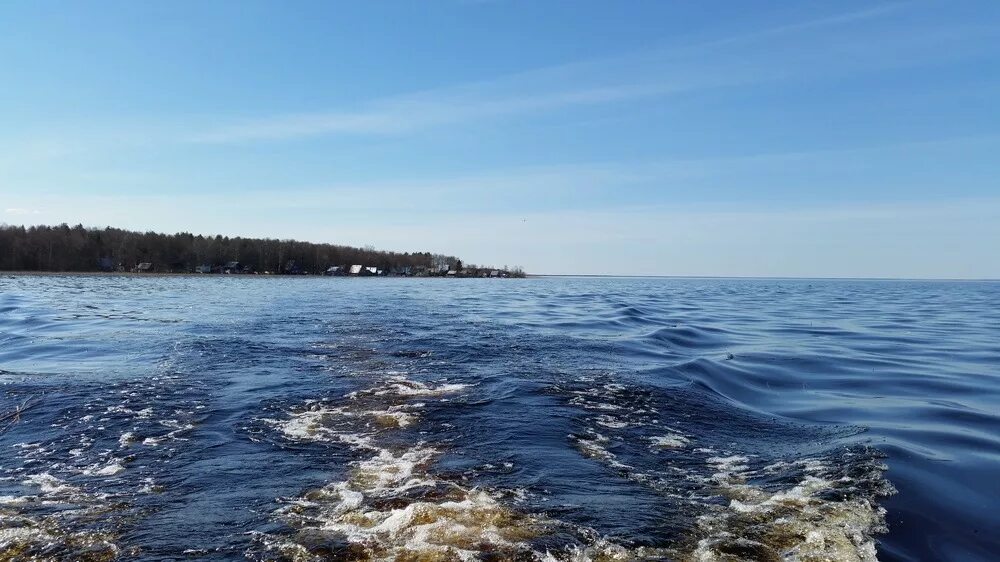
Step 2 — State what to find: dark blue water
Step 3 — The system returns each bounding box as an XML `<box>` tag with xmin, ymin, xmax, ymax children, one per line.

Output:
<box><xmin>0</xmin><ymin>275</ymin><xmax>997</xmax><ymax>561</ymax></box>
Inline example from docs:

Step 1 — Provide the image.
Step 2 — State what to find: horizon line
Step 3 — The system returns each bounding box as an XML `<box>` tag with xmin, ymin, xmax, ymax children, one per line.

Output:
<box><xmin>530</xmin><ymin>274</ymin><xmax>1000</xmax><ymax>282</ymax></box>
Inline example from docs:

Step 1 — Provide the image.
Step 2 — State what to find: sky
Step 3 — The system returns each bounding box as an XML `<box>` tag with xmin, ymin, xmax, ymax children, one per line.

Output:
<box><xmin>1</xmin><ymin>0</ymin><xmax>998</xmax><ymax>278</ymax></box>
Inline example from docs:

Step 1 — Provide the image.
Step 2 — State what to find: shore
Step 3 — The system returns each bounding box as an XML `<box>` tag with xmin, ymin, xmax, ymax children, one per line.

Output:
<box><xmin>1</xmin><ymin>271</ymin><xmax>530</xmax><ymax>278</ymax></box>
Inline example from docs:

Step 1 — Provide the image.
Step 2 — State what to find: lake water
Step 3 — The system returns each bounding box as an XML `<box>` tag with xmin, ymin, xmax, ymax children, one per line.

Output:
<box><xmin>0</xmin><ymin>275</ymin><xmax>997</xmax><ymax>561</ymax></box>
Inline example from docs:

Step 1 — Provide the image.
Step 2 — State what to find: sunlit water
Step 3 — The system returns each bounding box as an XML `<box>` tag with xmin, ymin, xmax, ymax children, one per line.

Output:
<box><xmin>0</xmin><ymin>275</ymin><xmax>997</xmax><ymax>561</ymax></box>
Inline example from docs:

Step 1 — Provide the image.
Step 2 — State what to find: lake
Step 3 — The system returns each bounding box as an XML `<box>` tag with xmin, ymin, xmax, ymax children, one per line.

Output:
<box><xmin>0</xmin><ymin>275</ymin><xmax>997</xmax><ymax>561</ymax></box>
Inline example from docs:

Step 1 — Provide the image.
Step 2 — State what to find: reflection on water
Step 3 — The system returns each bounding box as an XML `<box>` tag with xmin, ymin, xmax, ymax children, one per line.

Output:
<box><xmin>0</xmin><ymin>275</ymin><xmax>997</xmax><ymax>560</ymax></box>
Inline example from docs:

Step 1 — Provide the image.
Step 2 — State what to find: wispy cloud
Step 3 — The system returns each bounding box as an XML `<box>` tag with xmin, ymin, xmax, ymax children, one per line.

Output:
<box><xmin>3</xmin><ymin>208</ymin><xmax>41</xmax><ymax>215</ymax></box>
<box><xmin>188</xmin><ymin>82</ymin><xmax>697</xmax><ymax>143</ymax></box>
<box><xmin>7</xmin><ymin>133</ymin><xmax>995</xmax><ymax>216</ymax></box>
<box><xmin>189</xmin><ymin>4</ymin><xmax>918</xmax><ymax>144</ymax></box>
<box><xmin>695</xmin><ymin>3</ymin><xmax>905</xmax><ymax>49</ymax></box>
<box><xmin>249</xmin><ymin>134</ymin><xmax>999</xmax><ymax>212</ymax></box>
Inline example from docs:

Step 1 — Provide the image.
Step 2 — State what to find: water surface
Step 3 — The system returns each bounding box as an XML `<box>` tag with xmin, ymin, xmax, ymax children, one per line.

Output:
<box><xmin>0</xmin><ymin>275</ymin><xmax>997</xmax><ymax>560</ymax></box>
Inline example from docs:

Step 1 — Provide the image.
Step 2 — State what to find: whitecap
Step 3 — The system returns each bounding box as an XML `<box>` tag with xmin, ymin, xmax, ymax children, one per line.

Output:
<box><xmin>649</xmin><ymin>433</ymin><xmax>689</xmax><ymax>449</ymax></box>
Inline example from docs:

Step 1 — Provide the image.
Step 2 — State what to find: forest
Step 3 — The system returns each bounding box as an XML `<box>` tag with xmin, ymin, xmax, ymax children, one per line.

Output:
<box><xmin>0</xmin><ymin>224</ymin><xmax>490</xmax><ymax>275</ymax></box>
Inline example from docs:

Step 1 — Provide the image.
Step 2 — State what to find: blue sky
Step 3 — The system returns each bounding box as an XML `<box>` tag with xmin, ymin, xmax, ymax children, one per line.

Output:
<box><xmin>1</xmin><ymin>0</ymin><xmax>998</xmax><ymax>277</ymax></box>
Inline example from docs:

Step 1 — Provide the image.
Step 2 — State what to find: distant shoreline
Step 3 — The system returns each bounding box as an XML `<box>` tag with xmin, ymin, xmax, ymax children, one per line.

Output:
<box><xmin>0</xmin><ymin>224</ymin><xmax>531</xmax><ymax>278</ymax></box>
<box><xmin>0</xmin><ymin>271</ymin><xmax>531</xmax><ymax>279</ymax></box>
<box><xmin>3</xmin><ymin>271</ymin><xmax>995</xmax><ymax>282</ymax></box>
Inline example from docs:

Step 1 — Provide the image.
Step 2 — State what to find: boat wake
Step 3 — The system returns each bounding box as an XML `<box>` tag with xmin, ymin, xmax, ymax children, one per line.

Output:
<box><xmin>256</xmin><ymin>375</ymin><xmax>557</xmax><ymax>560</ymax></box>
<box><xmin>253</xmin><ymin>366</ymin><xmax>894</xmax><ymax>562</ymax></box>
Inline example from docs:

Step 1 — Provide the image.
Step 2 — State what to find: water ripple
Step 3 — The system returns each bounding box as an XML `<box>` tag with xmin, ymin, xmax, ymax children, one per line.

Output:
<box><xmin>0</xmin><ymin>275</ymin><xmax>996</xmax><ymax>560</ymax></box>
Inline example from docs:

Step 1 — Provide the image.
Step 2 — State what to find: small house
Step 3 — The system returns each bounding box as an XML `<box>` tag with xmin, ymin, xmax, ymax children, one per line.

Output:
<box><xmin>195</xmin><ymin>265</ymin><xmax>212</xmax><ymax>274</ymax></box>
<box><xmin>349</xmin><ymin>264</ymin><xmax>363</xmax><ymax>275</ymax></box>
<box><xmin>224</xmin><ymin>261</ymin><xmax>241</xmax><ymax>274</ymax></box>
<box><xmin>325</xmin><ymin>266</ymin><xmax>343</xmax><ymax>276</ymax></box>
<box><xmin>134</xmin><ymin>262</ymin><xmax>153</xmax><ymax>273</ymax></box>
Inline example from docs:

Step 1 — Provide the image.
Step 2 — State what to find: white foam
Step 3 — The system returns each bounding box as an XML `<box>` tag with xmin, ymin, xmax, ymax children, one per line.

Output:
<box><xmin>268</xmin><ymin>397</ymin><xmax>427</xmax><ymax>448</ymax></box>
<box><xmin>23</xmin><ymin>473</ymin><xmax>78</xmax><ymax>495</ymax></box>
<box><xmin>707</xmin><ymin>455</ymin><xmax>750</xmax><ymax>477</ymax></box>
<box><xmin>594</xmin><ymin>415</ymin><xmax>629</xmax><ymax>429</ymax></box>
<box><xmin>352</xmin><ymin>446</ymin><xmax>436</xmax><ymax>491</ymax></box>
<box><xmin>265</xmin><ymin>406</ymin><xmax>377</xmax><ymax>450</ymax></box>
<box><xmin>83</xmin><ymin>461</ymin><xmax>125</xmax><ymax>477</ymax></box>
<box><xmin>569</xmin><ymin>395</ymin><xmax>622</xmax><ymax>411</ymax></box>
<box><xmin>282</xmin><ymin>444</ymin><xmax>541</xmax><ymax>560</ymax></box>
<box><xmin>0</xmin><ymin>526</ymin><xmax>56</xmax><ymax>546</ymax></box>
<box><xmin>370</xmin><ymin>377</ymin><xmax>471</xmax><ymax>397</ymax></box>
<box><xmin>139</xmin><ymin>477</ymin><xmax>159</xmax><ymax>494</ymax></box>
<box><xmin>0</xmin><ymin>511</ymin><xmax>119</xmax><ymax>558</ymax></box>
<box><xmin>265</xmin><ymin>373</ymin><xmax>557</xmax><ymax>559</ymax></box>
<box><xmin>363</xmin><ymin>405</ymin><xmax>418</xmax><ymax>428</ymax></box>
<box><xmin>691</xmin><ymin>456</ymin><xmax>888</xmax><ymax>562</ymax></box>
<box><xmin>649</xmin><ymin>433</ymin><xmax>689</xmax><ymax>449</ymax></box>
<box><xmin>573</xmin><ymin>431</ymin><xmax>615</xmax><ymax>462</ymax></box>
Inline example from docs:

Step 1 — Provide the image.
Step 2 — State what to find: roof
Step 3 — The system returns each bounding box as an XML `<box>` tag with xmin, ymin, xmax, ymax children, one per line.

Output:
<box><xmin>349</xmin><ymin>264</ymin><xmax>363</xmax><ymax>274</ymax></box>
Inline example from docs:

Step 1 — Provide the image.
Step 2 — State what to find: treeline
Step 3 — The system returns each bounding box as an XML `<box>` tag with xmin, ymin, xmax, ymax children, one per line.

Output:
<box><xmin>0</xmin><ymin>224</ymin><xmax>471</xmax><ymax>274</ymax></box>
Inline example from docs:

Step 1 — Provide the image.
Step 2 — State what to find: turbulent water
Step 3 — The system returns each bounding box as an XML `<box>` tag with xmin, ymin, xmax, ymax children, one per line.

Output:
<box><xmin>0</xmin><ymin>275</ymin><xmax>997</xmax><ymax>561</ymax></box>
